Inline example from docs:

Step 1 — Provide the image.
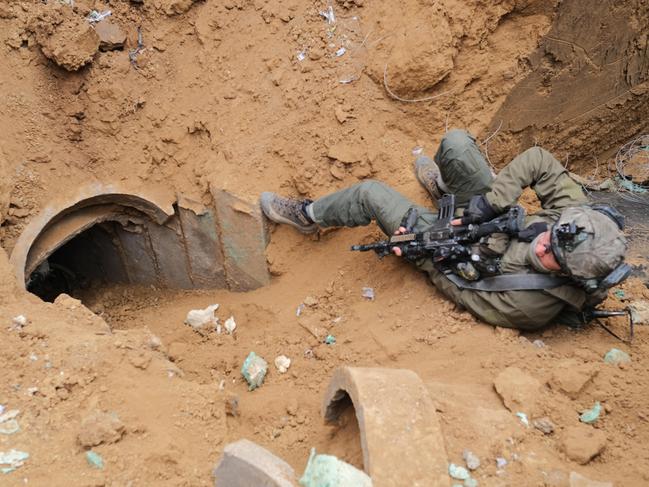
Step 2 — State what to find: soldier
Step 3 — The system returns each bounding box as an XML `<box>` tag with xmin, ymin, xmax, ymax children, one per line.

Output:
<box><xmin>260</xmin><ymin>130</ymin><xmax>628</xmax><ymax>330</ymax></box>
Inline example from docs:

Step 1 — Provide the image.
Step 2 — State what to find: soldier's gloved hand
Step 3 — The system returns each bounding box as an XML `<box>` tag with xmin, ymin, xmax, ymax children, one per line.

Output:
<box><xmin>461</xmin><ymin>194</ymin><xmax>498</xmax><ymax>224</ymax></box>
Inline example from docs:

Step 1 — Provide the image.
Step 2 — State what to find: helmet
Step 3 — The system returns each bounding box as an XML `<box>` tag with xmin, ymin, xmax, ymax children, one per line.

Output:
<box><xmin>551</xmin><ymin>205</ymin><xmax>627</xmax><ymax>283</ymax></box>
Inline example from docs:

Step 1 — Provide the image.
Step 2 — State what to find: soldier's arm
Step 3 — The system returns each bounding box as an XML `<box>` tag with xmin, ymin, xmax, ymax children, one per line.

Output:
<box><xmin>485</xmin><ymin>147</ymin><xmax>587</xmax><ymax>212</ymax></box>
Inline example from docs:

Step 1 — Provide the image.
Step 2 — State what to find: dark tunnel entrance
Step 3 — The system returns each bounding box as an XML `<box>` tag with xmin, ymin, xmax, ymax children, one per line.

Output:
<box><xmin>27</xmin><ymin>222</ymin><xmax>128</xmax><ymax>302</ymax></box>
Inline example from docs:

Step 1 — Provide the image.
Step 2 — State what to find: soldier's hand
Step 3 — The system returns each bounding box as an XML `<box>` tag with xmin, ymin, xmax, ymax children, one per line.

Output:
<box><xmin>391</xmin><ymin>226</ymin><xmax>407</xmax><ymax>256</ymax></box>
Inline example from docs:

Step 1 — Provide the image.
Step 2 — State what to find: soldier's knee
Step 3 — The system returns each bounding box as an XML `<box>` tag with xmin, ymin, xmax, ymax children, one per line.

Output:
<box><xmin>440</xmin><ymin>129</ymin><xmax>475</xmax><ymax>151</ymax></box>
<box><xmin>356</xmin><ymin>179</ymin><xmax>383</xmax><ymax>195</ymax></box>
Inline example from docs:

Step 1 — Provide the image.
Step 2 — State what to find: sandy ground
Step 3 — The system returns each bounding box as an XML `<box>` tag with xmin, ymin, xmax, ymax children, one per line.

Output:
<box><xmin>1</xmin><ymin>0</ymin><xmax>649</xmax><ymax>486</ymax></box>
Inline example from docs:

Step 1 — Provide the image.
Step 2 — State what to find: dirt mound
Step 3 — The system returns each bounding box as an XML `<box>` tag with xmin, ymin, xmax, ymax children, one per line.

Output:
<box><xmin>29</xmin><ymin>4</ymin><xmax>99</xmax><ymax>71</ymax></box>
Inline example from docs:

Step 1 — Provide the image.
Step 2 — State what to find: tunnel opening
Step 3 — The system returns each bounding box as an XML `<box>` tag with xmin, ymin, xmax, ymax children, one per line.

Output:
<box><xmin>27</xmin><ymin>222</ymin><xmax>128</xmax><ymax>302</ymax></box>
<box><xmin>13</xmin><ymin>188</ymin><xmax>270</xmax><ymax>304</ymax></box>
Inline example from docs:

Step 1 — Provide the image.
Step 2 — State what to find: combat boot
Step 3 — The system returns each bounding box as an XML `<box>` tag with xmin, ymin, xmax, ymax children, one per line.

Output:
<box><xmin>414</xmin><ymin>155</ymin><xmax>443</xmax><ymax>200</ymax></box>
<box><xmin>260</xmin><ymin>192</ymin><xmax>318</xmax><ymax>234</ymax></box>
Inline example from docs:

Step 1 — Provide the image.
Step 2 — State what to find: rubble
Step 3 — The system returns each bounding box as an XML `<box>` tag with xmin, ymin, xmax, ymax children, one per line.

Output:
<box><xmin>94</xmin><ymin>20</ymin><xmax>126</xmax><ymax>51</ymax></box>
<box><xmin>77</xmin><ymin>411</ymin><xmax>125</xmax><ymax>447</ymax></box>
<box><xmin>493</xmin><ymin>367</ymin><xmax>542</xmax><ymax>415</ymax></box>
<box><xmin>562</xmin><ymin>425</ymin><xmax>607</xmax><ymax>464</ymax></box>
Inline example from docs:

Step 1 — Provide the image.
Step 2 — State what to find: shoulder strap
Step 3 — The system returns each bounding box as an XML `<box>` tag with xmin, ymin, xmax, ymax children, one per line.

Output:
<box><xmin>443</xmin><ymin>272</ymin><xmax>570</xmax><ymax>291</ymax></box>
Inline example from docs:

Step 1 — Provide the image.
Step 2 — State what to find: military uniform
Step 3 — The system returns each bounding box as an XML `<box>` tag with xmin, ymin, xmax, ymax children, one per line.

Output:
<box><xmin>311</xmin><ymin>130</ymin><xmax>590</xmax><ymax>330</ymax></box>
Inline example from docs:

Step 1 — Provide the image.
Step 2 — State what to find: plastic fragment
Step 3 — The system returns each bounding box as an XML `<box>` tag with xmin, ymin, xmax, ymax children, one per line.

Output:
<box><xmin>339</xmin><ymin>76</ymin><xmax>358</xmax><ymax>84</ymax></box>
<box><xmin>274</xmin><ymin>355</ymin><xmax>291</xmax><ymax>374</ymax></box>
<box><xmin>580</xmin><ymin>401</ymin><xmax>601</xmax><ymax>424</ymax></box>
<box><xmin>449</xmin><ymin>463</ymin><xmax>470</xmax><ymax>480</ymax></box>
<box><xmin>297</xmin><ymin>50</ymin><xmax>307</xmax><ymax>61</ymax></box>
<box><xmin>241</xmin><ymin>352</ymin><xmax>268</xmax><ymax>391</ymax></box>
<box><xmin>299</xmin><ymin>448</ymin><xmax>371</xmax><ymax>487</ymax></box>
<box><xmin>87</xmin><ymin>10</ymin><xmax>111</xmax><ymax>23</ymax></box>
<box><xmin>185</xmin><ymin>304</ymin><xmax>219</xmax><ymax>329</ymax></box>
<box><xmin>496</xmin><ymin>457</ymin><xmax>507</xmax><ymax>469</ymax></box>
<box><xmin>224</xmin><ymin>316</ymin><xmax>236</xmax><ymax>334</ymax></box>
<box><xmin>296</xmin><ymin>304</ymin><xmax>305</xmax><ymax>316</ymax></box>
<box><xmin>325</xmin><ymin>334</ymin><xmax>336</xmax><ymax>345</ymax></box>
<box><xmin>604</xmin><ymin>348</ymin><xmax>630</xmax><ymax>365</ymax></box>
<box><xmin>516</xmin><ymin>412</ymin><xmax>530</xmax><ymax>427</ymax></box>
<box><xmin>0</xmin><ymin>449</ymin><xmax>29</xmax><ymax>474</ymax></box>
<box><xmin>463</xmin><ymin>449</ymin><xmax>480</xmax><ymax>470</ymax></box>
<box><xmin>361</xmin><ymin>287</ymin><xmax>375</xmax><ymax>300</ymax></box>
<box><xmin>335</xmin><ymin>47</ymin><xmax>346</xmax><ymax>57</ymax></box>
<box><xmin>319</xmin><ymin>6</ymin><xmax>335</xmax><ymax>24</ymax></box>
<box><xmin>86</xmin><ymin>450</ymin><xmax>104</xmax><ymax>469</ymax></box>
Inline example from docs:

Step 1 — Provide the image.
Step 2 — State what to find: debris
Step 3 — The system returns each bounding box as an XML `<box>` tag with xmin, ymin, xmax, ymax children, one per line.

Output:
<box><xmin>449</xmin><ymin>463</ymin><xmax>470</xmax><ymax>480</ymax></box>
<box><xmin>579</xmin><ymin>402</ymin><xmax>602</xmax><ymax>424</ymax></box>
<box><xmin>0</xmin><ymin>449</ymin><xmax>29</xmax><ymax>474</ymax></box>
<box><xmin>562</xmin><ymin>425</ymin><xmax>606</xmax><ymax>464</ymax></box>
<box><xmin>462</xmin><ymin>450</ymin><xmax>480</xmax><ymax>470</ymax></box>
<box><xmin>324</xmin><ymin>334</ymin><xmax>336</xmax><ymax>345</ymax></box>
<box><xmin>412</xmin><ymin>146</ymin><xmax>424</xmax><ymax>156</ymax></box>
<box><xmin>241</xmin><ymin>352</ymin><xmax>268</xmax><ymax>391</ymax></box>
<box><xmin>85</xmin><ymin>450</ymin><xmax>104</xmax><ymax>469</ymax></box>
<box><xmin>95</xmin><ymin>20</ymin><xmax>126</xmax><ymax>51</ymax></box>
<box><xmin>339</xmin><ymin>75</ymin><xmax>358</xmax><ymax>84</ymax></box>
<box><xmin>532</xmin><ymin>416</ymin><xmax>555</xmax><ymax>434</ymax></box>
<box><xmin>11</xmin><ymin>315</ymin><xmax>27</xmax><ymax>329</ymax></box>
<box><xmin>493</xmin><ymin>367</ymin><xmax>542</xmax><ymax>415</ymax></box>
<box><xmin>26</xmin><ymin>387</ymin><xmax>39</xmax><ymax>397</ymax></box>
<box><xmin>335</xmin><ymin>47</ymin><xmax>346</xmax><ymax>57</ymax></box>
<box><xmin>224</xmin><ymin>392</ymin><xmax>239</xmax><ymax>417</ymax></box>
<box><xmin>532</xmin><ymin>339</ymin><xmax>545</xmax><ymax>348</ymax></box>
<box><xmin>87</xmin><ymin>10</ymin><xmax>112</xmax><ymax>23</ymax></box>
<box><xmin>516</xmin><ymin>412</ymin><xmax>530</xmax><ymax>427</ymax></box>
<box><xmin>296</xmin><ymin>304</ymin><xmax>305</xmax><ymax>316</ymax></box>
<box><xmin>496</xmin><ymin>457</ymin><xmax>508</xmax><ymax>469</ymax></box>
<box><xmin>185</xmin><ymin>304</ymin><xmax>219</xmax><ymax>330</ymax></box>
<box><xmin>569</xmin><ymin>471</ymin><xmax>613</xmax><ymax>487</ymax></box>
<box><xmin>613</xmin><ymin>289</ymin><xmax>625</xmax><ymax>299</ymax></box>
<box><xmin>603</xmin><ymin>348</ymin><xmax>630</xmax><ymax>365</ymax></box>
<box><xmin>0</xmin><ymin>406</ymin><xmax>4</xmax><ymax>415</ymax></box>
<box><xmin>297</xmin><ymin>50</ymin><xmax>307</xmax><ymax>61</ymax></box>
<box><xmin>77</xmin><ymin>411</ymin><xmax>125</xmax><ymax>447</ymax></box>
<box><xmin>0</xmin><ymin>409</ymin><xmax>19</xmax><ymax>424</ymax></box>
<box><xmin>304</xmin><ymin>349</ymin><xmax>314</xmax><ymax>359</ymax></box>
<box><xmin>361</xmin><ymin>287</ymin><xmax>375</xmax><ymax>300</ymax></box>
<box><xmin>0</xmin><ymin>420</ymin><xmax>19</xmax><ymax>435</ymax></box>
<box><xmin>327</xmin><ymin>143</ymin><xmax>364</xmax><ymax>164</ymax></box>
<box><xmin>299</xmin><ymin>448</ymin><xmax>372</xmax><ymax>487</ymax></box>
<box><xmin>319</xmin><ymin>6</ymin><xmax>336</xmax><ymax>24</ymax></box>
<box><xmin>304</xmin><ymin>296</ymin><xmax>318</xmax><ymax>307</ymax></box>
<box><xmin>224</xmin><ymin>316</ymin><xmax>236</xmax><ymax>334</ymax></box>
<box><xmin>129</xmin><ymin>27</ymin><xmax>145</xmax><ymax>66</ymax></box>
<box><xmin>274</xmin><ymin>355</ymin><xmax>291</xmax><ymax>374</ymax></box>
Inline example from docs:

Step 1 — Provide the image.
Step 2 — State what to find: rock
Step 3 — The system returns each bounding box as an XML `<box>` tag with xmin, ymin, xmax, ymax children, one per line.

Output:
<box><xmin>493</xmin><ymin>367</ymin><xmax>542</xmax><ymax>414</ymax></box>
<box><xmin>544</xmin><ymin>469</ymin><xmax>569</xmax><ymax>487</ymax></box>
<box><xmin>300</xmin><ymin>448</ymin><xmax>372</xmax><ymax>487</ymax></box>
<box><xmin>224</xmin><ymin>316</ymin><xmax>236</xmax><ymax>334</ymax></box>
<box><xmin>603</xmin><ymin>348</ymin><xmax>630</xmax><ymax>365</ymax></box>
<box><xmin>561</xmin><ymin>425</ymin><xmax>606</xmax><ymax>464</ymax></box>
<box><xmin>241</xmin><ymin>352</ymin><xmax>268</xmax><ymax>391</ymax></box>
<box><xmin>274</xmin><ymin>355</ymin><xmax>291</xmax><ymax>374</ymax></box>
<box><xmin>94</xmin><ymin>20</ymin><xmax>126</xmax><ymax>51</ymax></box>
<box><xmin>185</xmin><ymin>304</ymin><xmax>219</xmax><ymax>330</ymax></box>
<box><xmin>549</xmin><ymin>360</ymin><xmax>598</xmax><ymax>399</ymax></box>
<box><xmin>569</xmin><ymin>471</ymin><xmax>613</xmax><ymax>487</ymax></box>
<box><xmin>286</xmin><ymin>398</ymin><xmax>298</xmax><ymax>416</ymax></box>
<box><xmin>533</xmin><ymin>416</ymin><xmax>555</xmax><ymax>434</ymax></box>
<box><xmin>327</xmin><ymin>143</ymin><xmax>365</xmax><ymax>164</ymax></box>
<box><xmin>86</xmin><ymin>450</ymin><xmax>104</xmax><ymax>469</ymax></box>
<box><xmin>449</xmin><ymin>463</ymin><xmax>470</xmax><ymax>480</ymax></box>
<box><xmin>32</xmin><ymin>6</ymin><xmax>100</xmax><ymax>71</ymax></box>
<box><xmin>462</xmin><ymin>450</ymin><xmax>480</xmax><ymax>470</ymax></box>
<box><xmin>579</xmin><ymin>402</ymin><xmax>601</xmax><ymax>424</ymax></box>
<box><xmin>77</xmin><ymin>411</ymin><xmax>125</xmax><ymax>447</ymax></box>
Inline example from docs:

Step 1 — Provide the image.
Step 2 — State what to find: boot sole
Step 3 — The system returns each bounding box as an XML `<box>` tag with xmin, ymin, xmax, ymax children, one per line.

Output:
<box><xmin>260</xmin><ymin>193</ymin><xmax>318</xmax><ymax>234</ymax></box>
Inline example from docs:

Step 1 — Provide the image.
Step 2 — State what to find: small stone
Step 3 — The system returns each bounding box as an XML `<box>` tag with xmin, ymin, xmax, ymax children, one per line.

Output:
<box><xmin>462</xmin><ymin>449</ymin><xmax>480</xmax><ymax>470</ymax></box>
<box><xmin>496</xmin><ymin>457</ymin><xmax>507</xmax><ymax>469</ymax></box>
<box><xmin>11</xmin><ymin>315</ymin><xmax>27</xmax><ymax>328</ymax></box>
<box><xmin>94</xmin><ymin>20</ymin><xmax>126</xmax><ymax>51</ymax></box>
<box><xmin>185</xmin><ymin>304</ymin><xmax>219</xmax><ymax>330</ymax></box>
<box><xmin>603</xmin><ymin>348</ymin><xmax>630</xmax><ymax>365</ymax></box>
<box><xmin>241</xmin><ymin>352</ymin><xmax>268</xmax><ymax>391</ymax></box>
<box><xmin>562</xmin><ymin>425</ymin><xmax>606</xmax><ymax>464</ymax></box>
<box><xmin>224</xmin><ymin>316</ymin><xmax>236</xmax><ymax>334</ymax></box>
<box><xmin>533</xmin><ymin>416</ymin><xmax>555</xmax><ymax>434</ymax></box>
<box><xmin>274</xmin><ymin>355</ymin><xmax>291</xmax><ymax>374</ymax></box>
<box><xmin>85</xmin><ymin>450</ymin><xmax>104</xmax><ymax>469</ymax></box>
<box><xmin>304</xmin><ymin>296</ymin><xmax>318</xmax><ymax>307</ymax></box>
<box><xmin>324</xmin><ymin>335</ymin><xmax>336</xmax><ymax>345</ymax></box>
<box><xmin>77</xmin><ymin>411</ymin><xmax>125</xmax><ymax>447</ymax></box>
<box><xmin>579</xmin><ymin>402</ymin><xmax>601</xmax><ymax>424</ymax></box>
<box><xmin>493</xmin><ymin>367</ymin><xmax>542</xmax><ymax>415</ymax></box>
<box><xmin>449</xmin><ymin>463</ymin><xmax>470</xmax><ymax>480</ymax></box>
<box><xmin>533</xmin><ymin>339</ymin><xmax>546</xmax><ymax>348</ymax></box>
<box><xmin>361</xmin><ymin>287</ymin><xmax>375</xmax><ymax>300</ymax></box>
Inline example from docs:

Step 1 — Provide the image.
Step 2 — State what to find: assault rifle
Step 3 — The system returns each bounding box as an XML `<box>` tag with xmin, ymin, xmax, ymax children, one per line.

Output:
<box><xmin>351</xmin><ymin>194</ymin><xmax>525</xmax><ymax>271</ymax></box>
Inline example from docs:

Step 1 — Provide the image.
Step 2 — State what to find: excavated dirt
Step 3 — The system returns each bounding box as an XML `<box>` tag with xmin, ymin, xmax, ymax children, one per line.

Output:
<box><xmin>1</xmin><ymin>1</ymin><xmax>649</xmax><ymax>486</ymax></box>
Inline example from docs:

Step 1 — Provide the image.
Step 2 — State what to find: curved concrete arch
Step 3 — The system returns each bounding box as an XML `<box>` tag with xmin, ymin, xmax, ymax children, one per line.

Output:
<box><xmin>10</xmin><ymin>184</ymin><xmax>177</xmax><ymax>287</ymax></box>
<box><xmin>322</xmin><ymin>367</ymin><xmax>450</xmax><ymax>487</ymax></box>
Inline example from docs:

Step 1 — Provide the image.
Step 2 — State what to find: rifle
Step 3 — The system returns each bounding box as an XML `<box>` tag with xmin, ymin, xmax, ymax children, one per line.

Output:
<box><xmin>351</xmin><ymin>194</ymin><xmax>525</xmax><ymax>274</ymax></box>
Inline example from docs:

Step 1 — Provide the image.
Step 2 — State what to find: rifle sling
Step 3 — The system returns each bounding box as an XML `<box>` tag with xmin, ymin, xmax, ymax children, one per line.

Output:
<box><xmin>443</xmin><ymin>272</ymin><xmax>570</xmax><ymax>292</ymax></box>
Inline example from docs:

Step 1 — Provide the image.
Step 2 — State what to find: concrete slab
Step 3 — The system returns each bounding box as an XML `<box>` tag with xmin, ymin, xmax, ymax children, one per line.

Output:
<box><xmin>146</xmin><ymin>218</ymin><xmax>194</xmax><ymax>289</ymax></box>
<box><xmin>213</xmin><ymin>439</ymin><xmax>298</xmax><ymax>487</ymax></box>
<box><xmin>210</xmin><ymin>187</ymin><xmax>270</xmax><ymax>291</ymax></box>
<box><xmin>178</xmin><ymin>205</ymin><xmax>226</xmax><ymax>288</ymax></box>
<box><xmin>322</xmin><ymin>367</ymin><xmax>449</xmax><ymax>487</ymax></box>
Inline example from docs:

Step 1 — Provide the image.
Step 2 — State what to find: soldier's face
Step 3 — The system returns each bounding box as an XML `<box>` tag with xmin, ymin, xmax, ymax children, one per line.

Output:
<box><xmin>535</xmin><ymin>231</ymin><xmax>562</xmax><ymax>271</ymax></box>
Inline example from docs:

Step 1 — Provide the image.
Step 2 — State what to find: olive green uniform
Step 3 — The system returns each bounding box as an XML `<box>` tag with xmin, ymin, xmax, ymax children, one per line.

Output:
<box><xmin>311</xmin><ymin>130</ymin><xmax>589</xmax><ymax>330</ymax></box>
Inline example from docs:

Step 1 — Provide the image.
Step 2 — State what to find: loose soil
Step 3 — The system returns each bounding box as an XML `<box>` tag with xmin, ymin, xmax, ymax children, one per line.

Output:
<box><xmin>1</xmin><ymin>1</ymin><xmax>649</xmax><ymax>486</ymax></box>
